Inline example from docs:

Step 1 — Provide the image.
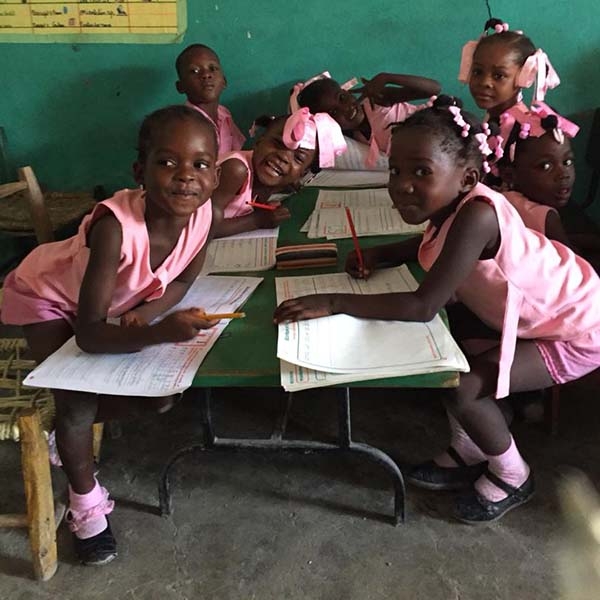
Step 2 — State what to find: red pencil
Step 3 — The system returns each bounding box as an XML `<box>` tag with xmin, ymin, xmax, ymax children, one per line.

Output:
<box><xmin>345</xmin><ymin>207</ymin><xmax>364</xmax><ymax>272</ymax></box>
<box><xmin>246</xmin><ymin>200</ymin><xmax>278</xmax><ymax>211</ymax></box>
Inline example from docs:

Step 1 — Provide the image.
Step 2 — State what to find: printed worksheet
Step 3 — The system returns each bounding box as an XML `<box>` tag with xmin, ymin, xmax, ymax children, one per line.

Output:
<box><xmin>275</xmin><ymin>266</ymin><xmax>469</xmax><ymax>390</ymax></box>
<box><xmin>201</xmin><ymin>236</ymin><xmax>277</xmax><ymax>273</ymax></box>
<box><xmin>304</xmin><ymin>170</ymin><xmax>389</xmax><ymax>189</ymax></box>
<box><xmin>307</xmin><ymin>206</ymin><xmax>427</xmax><ymax>239</ymax></box>
<box><xmin>24</xmin><ymin>276</ymin><xmax>263</xmax><ymax>396</ymax></box>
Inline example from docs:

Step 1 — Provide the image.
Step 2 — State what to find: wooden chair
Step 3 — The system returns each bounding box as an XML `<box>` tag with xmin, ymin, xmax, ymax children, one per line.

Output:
<box><xmin>0</xmin><ymin>165</ymin><xmax>96</xmax><ymax>246</ymax></box>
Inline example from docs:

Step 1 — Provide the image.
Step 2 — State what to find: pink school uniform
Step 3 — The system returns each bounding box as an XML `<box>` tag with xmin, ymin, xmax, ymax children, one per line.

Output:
<box><xmin>503</xmin><ymin>190</ymin><xmax>554</xmax><ymax>233</ymax></box>
<box><xmin>217</xmin><ymin>150</ymin><xmax>254</xmax><ymax>219</ymax></box>
<box><xmin>418</xmin><ymin>182</ymin><xmax>600</xmax><ymax>398</ymax></box>
<box><xmin>186</xmin><ymin>101</ymin><xmax>245</xmax><ymax>155</ymax></box>
<box><xmin>1</xmin><ymin>189</ymin><xmax>212</xmax><ymax>326</ymax></box>
<box><xmin>356</xmin><ymin>100</ymin><xmax>423</xmax><ymax>166</ymax></box>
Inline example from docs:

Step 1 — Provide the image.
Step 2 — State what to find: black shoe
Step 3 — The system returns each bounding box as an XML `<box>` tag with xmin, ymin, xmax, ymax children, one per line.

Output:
<box><xmin>407</xmin><ymin>446</ymin><xmax>488</xmax><ymax>491</ymax></box>
<box><xmin>74</xmin><ymin>519</ymin><xmax>118</xmax><ymax>566</ymax></box>
<box><xmin>455</xmin><ymin>470</ymin><xmax>535</xmax><ymax>524</ymax></box>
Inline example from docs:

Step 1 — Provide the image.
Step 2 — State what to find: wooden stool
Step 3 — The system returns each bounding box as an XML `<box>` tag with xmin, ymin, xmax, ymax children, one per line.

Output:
<box><xmin>0</xmin><ymin>337</ymin><xmax>104</xmax><ymax>580</ymax></box>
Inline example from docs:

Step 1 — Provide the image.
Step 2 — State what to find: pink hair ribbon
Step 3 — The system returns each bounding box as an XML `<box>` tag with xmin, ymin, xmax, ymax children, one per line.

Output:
<box><xmin>282</xmin><ymin>107</ymin><xmax>347</xmax><ymax>168</ymax></box>
<box><xmin>289</xmin><ymin>71</ymin><xmax>332</xmax><ymax>112</ymax></box>
<box><xmin>458</xmin><ymin>40</ymin><xmax>479</xmax><ymax>84</ymax></box>
<box><xmin>516</xmin><ymin>49</ymin><xmax>560</xmax><ymax>103</ymax></box>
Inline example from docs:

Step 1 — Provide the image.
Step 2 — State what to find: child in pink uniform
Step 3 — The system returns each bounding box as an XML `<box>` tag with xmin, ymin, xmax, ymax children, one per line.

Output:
<box><xmin>459</xmin><ymin>18</ymin><xmax>560</xmax><ymax>124</ymax></box>
<box><xmin>176</xmin><ymin>44</ymin><xmax>245</xmax><ymax>155</ymax></box>
<box><xmin>295</xmin><ymin>72</ymin><xmax>440</xmax><ymax>166</ymax></box>
<box><xmin>213</xmin><ymin>108</ymin><xmax>347</xmax><ymax>238</ymax></box>
<box><xmin>1</xmin><ymin>106</ymin><xmax>221</xmax><ymax>565</ymax></box>
<box><xmin>273</xmin><ymin>96</ymin><xmax>600</xmax><ymax>524</ymax></box>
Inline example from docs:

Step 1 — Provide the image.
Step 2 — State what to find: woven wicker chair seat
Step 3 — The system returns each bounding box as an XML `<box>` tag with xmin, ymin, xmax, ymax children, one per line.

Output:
<box><xmin>0</xmin><ymin>338</ymin><xmax>54</xmax><ymax>441</ymax></box>
<box><xmin>0</xmin><ymin>190</ymin><xmax>96</xmax><ymax>233</ymax></box>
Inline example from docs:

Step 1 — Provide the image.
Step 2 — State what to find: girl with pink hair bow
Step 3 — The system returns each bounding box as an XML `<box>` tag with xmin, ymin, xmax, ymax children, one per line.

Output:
<box><xmin>459</xmin><ymin>18</ymin><xmax>560</xmax><ymax>123</ymax></box>
<box><xmin>294</xmin><ymin>72</ymin><xmax>440</xmax><ymax>168</ymax></box>
<box><xmin>212</xmin><ymin>108</ymin><xmax>347</xmax><ymax>238</ymax></box>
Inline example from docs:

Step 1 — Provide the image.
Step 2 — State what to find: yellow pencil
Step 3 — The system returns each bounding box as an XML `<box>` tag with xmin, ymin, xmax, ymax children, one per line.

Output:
<box><xmin>197</xmin><ymin>311</ymin><xmax>246</xmax><ymax>320</ymax></box>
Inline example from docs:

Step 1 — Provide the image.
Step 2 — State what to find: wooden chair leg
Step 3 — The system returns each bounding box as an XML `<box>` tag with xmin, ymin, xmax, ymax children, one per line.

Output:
<box><xmin>18</xmin><ymin>408</ymin><xmax>57</xmax><ymax>581</ymax></box>
<box><xmin>92</xmin><ymin>422</ymin><xmax>104</xmax><ymax>463</ymax></box>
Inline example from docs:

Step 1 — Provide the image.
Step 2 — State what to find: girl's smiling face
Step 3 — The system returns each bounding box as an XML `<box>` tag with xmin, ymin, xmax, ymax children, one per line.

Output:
<box><xmin>135</xmin><ymin>117</ymin><xmax>220</xmax><ymax>220</ymax></box>
<box><xmin>252</xmin><ymin>120</ymin><xmax>316</xmax><ymax>188</ymax></box>
<box><xmin>469</xmin><ymin>41</ymin><xmax>522</xmax><ymax>117</ymax></box>
<box><xmin>388</xmin><ymin>128</ymin><xmax>478</xmax><ymax>226</ymax></box>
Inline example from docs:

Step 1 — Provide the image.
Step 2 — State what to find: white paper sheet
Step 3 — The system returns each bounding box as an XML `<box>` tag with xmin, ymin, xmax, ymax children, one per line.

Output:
<box><xmin>304</xmin><ymin>169</ymin><xmax>389</xmax><ymax>189</ymax></box>
<box><xmin>334</xmin><ymin>136</ymin><xmax>389</xmax><ymax>171</ymax></box>
<box><xmin>315</xmin><ymin>188</ymin><xmax>393</xmax><ymax>209</ymax></box>
<box><xmin>201</xmin><ymin>236</ymin><xmax>277</xmax><ymax>273</ymax></box>
<box><xmin>24</xmin><ymin>276</ymin><xmax>263</xmax><ymax>396</ymax></box>
<box><xmin>307</xmin><ymin>206</ymin><xmax>426</xmax><ymax>239</ymax></box>
<box><xmin>275</xmin><ymin>266</ymin><xmax>469</xmax><ymax>391</ymax></box>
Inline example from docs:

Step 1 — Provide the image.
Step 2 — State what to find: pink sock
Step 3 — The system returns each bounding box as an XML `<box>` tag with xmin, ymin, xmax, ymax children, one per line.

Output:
<box><xmin>67</xmin><ymin>479</ymin><xmax>114</xmax><ymax>539</ymax></box>
<box><xmin>435</xmin><ymin>414</ymin><xmax>487</xmax><ymax>467</ymax></box>
<box><xmin>475</xmin><ymin>437</ymin><xmax>530</xmax><ymax>502</ymax></box>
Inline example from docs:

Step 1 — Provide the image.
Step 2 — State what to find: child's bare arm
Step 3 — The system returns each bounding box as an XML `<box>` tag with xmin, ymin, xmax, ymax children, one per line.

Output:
<box><xmin>275</xmin><ymin>200</ymin><xmax>498</xmax><ymax>323</ymax></box>
<box><xmin>76</xmin><ymin>215</ymin><xmax>216</xmax><ymax>353</ymax></box>
<box><xmin>211</xmin><ymin>158</ymin><xmax>248</xmax><ymax>212</ymax></box>
<box><xmin>355</xmin><ymin>73</ymin><xmax>441</xmax><ymax>106</ymax></box>
<box><xmin>544</xmin><ymin>211</ymin><xmax>571</xmax><ymax>247</ymax></box>
<box><xmin>213</xmin><ymin>206</ymin><xmax>290</xmax><ymax>238</ymax></box>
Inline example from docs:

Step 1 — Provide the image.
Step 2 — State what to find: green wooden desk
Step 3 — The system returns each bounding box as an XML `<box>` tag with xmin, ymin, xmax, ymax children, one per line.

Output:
<box><xmin>159</xmin><ymin>188</ymin><xmax>460</xmax><ymax>526</ymax></box>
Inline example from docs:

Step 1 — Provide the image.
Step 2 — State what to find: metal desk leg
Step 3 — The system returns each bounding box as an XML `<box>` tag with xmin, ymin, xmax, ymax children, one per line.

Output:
<box><xmin>159</xmin><ymin>387</ymin><xmax>406</xmax><ymax>525</ymax></box>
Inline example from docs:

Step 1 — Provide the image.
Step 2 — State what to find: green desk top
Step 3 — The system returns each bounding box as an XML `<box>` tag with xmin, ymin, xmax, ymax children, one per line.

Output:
<box><xmin>193</xmin><ymin>188</ymin><xmax>459</xmax><ymax>389</ymax></box>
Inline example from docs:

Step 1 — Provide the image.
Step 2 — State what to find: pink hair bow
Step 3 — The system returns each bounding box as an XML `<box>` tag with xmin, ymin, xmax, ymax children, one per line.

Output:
<box><xmin>458</xmin><ymin>40</ymin><xmax>478</xmax><ymax>84</ymax></box>
<box><xmin>282</xmin><ymin>107</ymin><xmax>347</xmax><ymax>168</ymax></box>
<box><xmin>289</xmin><ymin>71</ymin><xmax>331</xmax><ymax>112</ymax></box>
<box><xmin>516</xmin><ymin>49</ymin><xmax>560</xmax><ymax>103</ymax></box>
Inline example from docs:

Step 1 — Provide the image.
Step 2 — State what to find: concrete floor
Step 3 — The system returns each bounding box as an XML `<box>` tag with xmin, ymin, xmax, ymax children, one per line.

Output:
<box><xmin>1</xmin><ymin>383</ymin><xmax>599</xmax><ymax>600</ymax></box>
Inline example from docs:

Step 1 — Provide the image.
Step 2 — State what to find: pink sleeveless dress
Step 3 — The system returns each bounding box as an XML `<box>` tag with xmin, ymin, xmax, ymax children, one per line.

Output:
<box><xmin>1</xmin><ymin>189</ymin><xmax>212</xmax><ymax>326</ymax></box>
<box><xmin>504</xmin><ymin>190</ymin><xmax>554</xmax><ymax>234</ymax></box>
<box><xmin>186</xmin><ymin>101</ymin><xmax>245</xmax><ymax>155</ymax></box>
<box><xmin>355</xmin><ymin>100</ymin><xmax>423</xmax><ymax>166</ymax></box>
<box><xmin>217</xmin><ymin>150</ymin><xmax>255</xmax><ymax>219</ymax></box>
<box><xmin>418</xmin><ymin>183</ymin><xmax>600</xmax><ymax>398</ymax></box>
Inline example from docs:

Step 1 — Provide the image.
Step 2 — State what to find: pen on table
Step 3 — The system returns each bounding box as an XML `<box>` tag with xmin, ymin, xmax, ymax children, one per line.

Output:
<box><xmin>345</xmin><ymin>207</ymin><xmax>364</xmax><ymax>272</ymax></box>
<box><xmin>197</xmin><ymin>311</ymin><xmax>246</xmax><ymax>320</ymax></box>
<box><xmin>246</xmin><ymin>200</ymin><xmax>279</xmax><ymax>211</ymax></box>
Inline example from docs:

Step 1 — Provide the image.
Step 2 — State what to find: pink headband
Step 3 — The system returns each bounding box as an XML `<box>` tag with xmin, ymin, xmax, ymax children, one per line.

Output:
<box><xmin>500</xmin><ymin>101</ymin><xmax>579</xmax><ymax>162</ymax></box>
<box><xmin>282</xmin><ymin>107</ymin><xmax>347</xmax><ymax>168</ymax></box>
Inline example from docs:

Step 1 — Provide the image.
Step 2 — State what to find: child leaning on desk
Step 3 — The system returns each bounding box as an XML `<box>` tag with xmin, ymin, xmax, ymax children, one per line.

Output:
<box><xmin>211</xmin><ymin>107</ymin><xmax>347</xmax><ymax>238</ymax></box>
<box><xmin>0</xmin><ymin>105</ymin><xmax>223</xmax><ymax>566</ymax></box>
<box><xmin>274</xmin><ymin>95</ymin><xmax>600</xmax><ymax>524</ymax></box>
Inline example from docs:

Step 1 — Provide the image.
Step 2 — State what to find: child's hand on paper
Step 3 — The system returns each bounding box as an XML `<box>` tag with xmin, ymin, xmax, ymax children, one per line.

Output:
<box><xmin>252</xmin><ymin>205</ymin><xmax>290</xmax><ymax>229</ymax></box>
<box><xmin>273</xmin><ymin>294</ymin><xmax>337</xmax><ymax>323</ymax></box>
<box><xmin>346</xmin><ymin>248</ymin><xmax>378</xmax><ymax>279</ymax></box>
<box><xmin>157</xmin><ymin>308</ymin><xmax>219</xmax><ymax>342</ymax></box>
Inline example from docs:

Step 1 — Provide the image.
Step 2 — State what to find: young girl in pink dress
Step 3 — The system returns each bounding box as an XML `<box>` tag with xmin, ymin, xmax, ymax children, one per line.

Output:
<box><xmin>213</xmin><ymin>108</ymin><xmax>347</xmax><ymax>238</ymax></box>
<box><xmin>274</xmin><ymin>96</ymin><xmax>600</xmax><ymax>523</ymax></box>
<box><xmin>1</xmin><ymin>105</ymin><xmax>221</xmax><ymax>565</ymax></box>
<box><xmin>176</xmin><ymin>43</ymin><xmax>246</xmax><ymax>155</ymax></box>
<box><xmin>294</xmin><ymin>72</ymin><xmax>440</xmax><ymax>167</ymax></box>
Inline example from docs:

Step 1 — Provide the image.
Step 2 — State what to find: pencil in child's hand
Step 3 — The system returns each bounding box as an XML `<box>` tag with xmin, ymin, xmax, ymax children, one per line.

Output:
<box><xmin>345</xmin><ymin>207</ymin><xmax>364</xmax><ymax>272</ymax></box>
<box><xmin>194</xmin><ymin>310</ymin><xmax>246</xmax><ymax>320</ymax></box>
<box><xmin>246</xmin><ymin>200</ymin><xmax>278</xmax><ymax>211</ymax></box>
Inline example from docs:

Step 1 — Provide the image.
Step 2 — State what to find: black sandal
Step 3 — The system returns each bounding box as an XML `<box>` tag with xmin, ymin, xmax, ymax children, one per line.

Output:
<box><xmin>455</xmin><ymin>470</ymin><xmax>535</xmax><ymax>524</ymax></box>
<box><xmin>407</xmin><ymin>446</ymin><xmax>488</xmax><ymax>491</ymax></box>
<box><xmin>74</xmin><ymin>518</ymin><xmax>118</xmax><ymax>566</ymax></box>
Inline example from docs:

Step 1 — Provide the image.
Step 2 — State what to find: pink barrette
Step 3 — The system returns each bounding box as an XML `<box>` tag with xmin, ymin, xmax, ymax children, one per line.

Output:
<box><xmin>426</xmin><ymin>95</ymin><xmax>437</xmax><ymax>108</ymax></box>
<box><xmin>282</xmin><ymin>107</ymin><xmax>347</xmax><ymax>168</ymax></box>
<box><xmin>448</xmin><ymin>106</ymin><xmax>470</xmax><ymax>137</ymax></box>
<box><xmin>288</xmin><ymin>71</ymin><xmax>332</xmax><ymax>113</ymax></box>
<box><xmin>493</xmin><ymin>22</ymin><xmax>509</xmax><ymax>33</ymax></box>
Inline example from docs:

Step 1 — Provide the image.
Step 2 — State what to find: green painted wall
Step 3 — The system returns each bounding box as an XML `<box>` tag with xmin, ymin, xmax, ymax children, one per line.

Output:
<box><xmin>1</xmin><ymin>0</ymin><xmax>599</xmax><ymax>193</ymax></box>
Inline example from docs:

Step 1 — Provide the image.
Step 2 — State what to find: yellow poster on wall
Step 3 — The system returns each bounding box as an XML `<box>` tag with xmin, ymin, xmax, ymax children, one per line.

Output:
<box><xmin>0</xmin><ymin>0</ymin><xmax>186</xmax><ymax>43</ymax></box>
